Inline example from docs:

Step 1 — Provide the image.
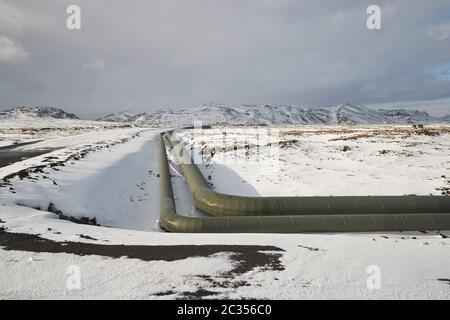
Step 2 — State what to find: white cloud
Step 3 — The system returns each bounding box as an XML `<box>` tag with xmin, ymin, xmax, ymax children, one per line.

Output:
<box><xmin>0</xmin><ymin>2</ymin><xmax>25</xmax><ymax>32</ymax></box>
<box><xmin>82</xmin><ymin>58</ymin><xmax>107</xmax><ymax>70</ymax></box>
<box><xmin>0</xmin><ymin>35</ymin><xmax>29</xmax><ymax>63</ymax></box>
<box><xmin>428</xmin><ymin>23</ymin><xmax>450</xmax><ymax>41</ymax></box>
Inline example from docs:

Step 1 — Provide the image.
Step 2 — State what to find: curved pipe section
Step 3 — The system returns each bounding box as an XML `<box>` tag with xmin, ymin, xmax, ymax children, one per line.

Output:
<box><xmin>165</xmin><ymin>131</ymin><xmax>450</xmax><ymax>218</ymax></box>
<box><xmin>159</xmin><ymin>133</ymin><xmax>450</xmax><ymax>233</ymax></box>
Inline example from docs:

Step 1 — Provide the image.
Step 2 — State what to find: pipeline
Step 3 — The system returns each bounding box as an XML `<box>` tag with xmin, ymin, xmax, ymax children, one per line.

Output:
<box><xmin>159</xmin><ymin>133</ymin><xmax>450</xmax><ymax>233</ymax></box>
<box><xmin>165</xmin><ymin>131</ymin><xmax>450</xmax><ymax>217</ymax></box>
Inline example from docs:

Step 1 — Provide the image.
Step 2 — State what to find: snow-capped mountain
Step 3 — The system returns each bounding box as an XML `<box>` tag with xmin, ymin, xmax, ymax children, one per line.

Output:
<box><xmin>0</xmin><ymin>106</ymin><xmax>79</xmax><ymax>120</ymax></box>
<box><xmin>377</xmin><ymin>109</ymin><xmax>430</xmax><ymax>124</ymax></box>
<box><xmin>98</xmin><ymin>111</ymin><xmax>144</xmax><ymax>122</ymax></box>
<box><xmin>1</xmin><ymin>103</ymin><xmax>446</xmax><ymax>125</ymax></box>
<box><xmin>97</xmin><ymin>102</ymin><xmax>441</xmax><ymax>126</ymax></box>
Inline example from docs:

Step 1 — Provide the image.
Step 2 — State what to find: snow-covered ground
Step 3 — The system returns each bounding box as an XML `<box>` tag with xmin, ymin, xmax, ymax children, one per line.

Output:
<box><xmin>0</xmin><ymin>117</ymin><xmax>133</xmax><ymax>147</ymax></box>
<box><xmin>1</xmin><ymin>122</ymin><xmax>450</xmax><ymax>299</ymax></box>
<box><xmin>177</xmin><ymin>125</ymin><xmax>450</xmax><ymax>197</ymax></box>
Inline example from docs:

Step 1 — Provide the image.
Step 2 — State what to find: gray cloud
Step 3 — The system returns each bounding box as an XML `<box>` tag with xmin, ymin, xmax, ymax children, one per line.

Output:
<box><xmin>429</xmin><ymin>22</ymin><xmax>450</xmax><ymax>41</ymax></box>
<box><xmin>82</xmin><ymin>58</ymin><xmax>106</xmax><ymax>70</ymax></box>
<box><xmin>0</xmin><ymin>35</ymin><xmax>29</xmax><ymax>62</ymax></box>
<box><xmin>0</xmin><ymin>0</ymin><xmax>449</xmax><ymax>118</ymax></box>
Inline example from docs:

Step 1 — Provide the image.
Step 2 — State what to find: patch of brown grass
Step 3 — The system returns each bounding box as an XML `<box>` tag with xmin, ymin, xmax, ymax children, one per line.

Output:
<box><xmin>282</xmin><ymin>129</ymin><xmax>357</xmax><ymax>137</ymax></box>
<box><xmin>329</xmin><ymin>126</ymin><xmax>450</xmax><ymax>141</ymax></box>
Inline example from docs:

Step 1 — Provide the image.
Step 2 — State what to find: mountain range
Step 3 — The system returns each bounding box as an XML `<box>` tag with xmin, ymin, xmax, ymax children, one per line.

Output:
<box><xmin>0</xmin><ymin>106</ymin><xmax>79</xmax><ymax>120</ymax></box>
<box><xmin>1</xmin><ymin>103</ymin><xmax>449</xmax><ymax>125</ymax></box>
<box><xmin>97</xmin><ymin>102</ymin><xmax>442</xmax><ymax>125</ymax></box>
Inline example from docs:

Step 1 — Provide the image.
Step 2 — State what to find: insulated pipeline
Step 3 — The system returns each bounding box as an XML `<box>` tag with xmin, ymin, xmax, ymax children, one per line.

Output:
<box><xmin>159</xmin><ymin>133</ymin><xmax>450</xmax><ymax>233</ymax></box>
<box><xmin>165</xmin><ymin>131</ymin><xmax>450</xmax><ymax>218</ymax></box>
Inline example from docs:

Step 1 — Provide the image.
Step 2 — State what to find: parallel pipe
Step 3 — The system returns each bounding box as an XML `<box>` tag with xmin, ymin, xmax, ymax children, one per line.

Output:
<box><xmin>159</xmin><ymin>133</ymin><xmax>450</xmax><ymax>233</ymax></box>
<box><xmin>165</xmin><ymin>131</ymin><xmax>450</xmax><ymax>217</ymax></box>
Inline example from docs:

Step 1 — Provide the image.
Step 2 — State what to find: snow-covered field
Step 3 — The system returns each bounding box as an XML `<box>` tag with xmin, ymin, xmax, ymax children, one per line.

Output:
<box><xmin>1</xmin><ymin>121</ymin><xmax>450</xmax><ymax>299</ymax></box>
<box><xmin>177</xmin><ymin>125</ymin><xmax>450</xmax><ymax>197</ymax></box>
<box><xmin>0</xmin><ymin>117</ymin><xmax>133</xmax><ymax>147</ymax></box>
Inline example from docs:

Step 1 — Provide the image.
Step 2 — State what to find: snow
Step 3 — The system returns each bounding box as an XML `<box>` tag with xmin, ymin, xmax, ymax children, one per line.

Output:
<box><xmin>98</xmin><ymin>111</ymin><xmax>144</xmax><ymax>123</ymax></box>
<box><xmin>1</xmin><ymin>121</ymin><xmax>450</xmax><ymax>299</ymax></box>
<box><xmin>1</xmin><ymin>203</ymin><xmax>449</xmax><ymax>299</ymax></box>
<box><xmin>1</xmin><ymin>126</ymin><xmax>161</xmax><ymax>230</ymax></box>
<box><xmin>177</xmin><ymin>125</ymin><xmax>450</xmax><ymax>196</ymax></box>
<box><xmin>97</xmin><ymin>102</ymin><xmax>446</xmax><ymax>126</ymax></box>
<box><xmin>0</xmin><ymin>106</ymin><xmax>79</xmax><ymax>120</ymax></box>
<box><xmin>0</xmin><ymin>116</ymin><xmax>134</xmax><ymax>149</ymax></box>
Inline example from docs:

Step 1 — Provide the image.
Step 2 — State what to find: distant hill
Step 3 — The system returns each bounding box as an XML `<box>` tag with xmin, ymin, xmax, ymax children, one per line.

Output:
<box><xmin>98</xmin><ymin>111</ymin><xmax>146</xmax><ymax>123</ymax></box>
<box><xmin>97</xmin><ymin>102</ymin><xmax>442</xmax><ymax>126</ymax></box>
<box><xmin>0</xmin><ymin>106</ymin><xmax>79</xmax><ymax>120</ymax></box>
<box><xmin>1</xmin><ymin>104</ymin><xmax>448</xmax><ymax>126</ymax></box>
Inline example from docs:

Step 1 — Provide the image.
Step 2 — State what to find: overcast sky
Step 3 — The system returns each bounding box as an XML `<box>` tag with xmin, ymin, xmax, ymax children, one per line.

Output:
<box><xmin>0</xmin><ymin>0</ymin><xmax>449</xmax><ymax>118</ymax></box>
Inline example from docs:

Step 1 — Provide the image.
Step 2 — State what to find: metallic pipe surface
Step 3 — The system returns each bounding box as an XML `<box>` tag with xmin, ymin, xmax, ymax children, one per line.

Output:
<box><xmin>166</xmin><ymin>131</ymin><xmax>450</xmax><ymax>216</ymax></box>
<box><xmin>159</xmin><ymin>132</ymin><xmax>450</xmax><ymax>233</ymax></box>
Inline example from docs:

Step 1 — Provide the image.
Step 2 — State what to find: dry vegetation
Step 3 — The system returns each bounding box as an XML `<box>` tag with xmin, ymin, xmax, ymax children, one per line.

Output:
<box><xmin>328</xmin><ymin>126</ymin><xmax>450</xmax><ymax>141</ymax></box>
<box><xmin>280</xmin><ymin>125</ymin><xmax>450</xmax><ymax>142</ymax></box>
